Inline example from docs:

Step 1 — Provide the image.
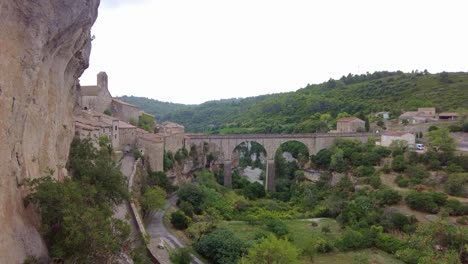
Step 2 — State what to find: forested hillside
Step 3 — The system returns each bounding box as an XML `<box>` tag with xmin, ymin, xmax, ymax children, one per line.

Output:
<box><xmin>118</xmin><ymin>71</ymin><xmax>468</xmax><ymax>133</ymax></box>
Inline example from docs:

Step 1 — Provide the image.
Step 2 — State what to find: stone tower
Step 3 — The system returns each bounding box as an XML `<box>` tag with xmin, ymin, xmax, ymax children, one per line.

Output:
<box><xmin>97</xmin><ymin>71</ymin><xmax>108</xmax><ymax>91</ymax></box>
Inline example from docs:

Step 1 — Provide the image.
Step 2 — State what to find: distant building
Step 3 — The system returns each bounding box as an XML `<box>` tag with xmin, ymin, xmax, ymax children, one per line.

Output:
<box><xmin>336</xmin><ymin>117</ymin><xmax>366</xmax><ymax>132</ymax></box>
<box><xmin>156</xmin><ymin>122</ymin><xmax>185</xmax><ymax>135</ymax></box>
<box><xmin>438</xmin><ymin>112</ymin><xmax>458</xmax><ymax>120</ymax></box>
<box><xmin>399</xmin><ymin>107</ymin><xmax>437</xmax><ymax>124</ymax></box>
<box><xmin>381</xmin><ymin>131</ymin><xmax>415</xmax><ymax>147</ymax></box>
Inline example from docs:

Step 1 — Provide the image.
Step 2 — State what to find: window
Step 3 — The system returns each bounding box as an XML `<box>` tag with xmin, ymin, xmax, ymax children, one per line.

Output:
<box><xmin>115</xmin><ymin>125</ymin><xmax>118</xmax><ymax>130</ymax></box>
<box><xmin>114</xmin><ymin>134</ymin><xmax>117</xmax><ymax>139</ymax></box>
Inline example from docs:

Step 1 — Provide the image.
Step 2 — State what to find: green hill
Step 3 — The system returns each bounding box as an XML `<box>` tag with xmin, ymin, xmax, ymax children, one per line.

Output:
<box><xmin>117</xmin><ymin>71</ymin><xmax>468</xmax><ymax>133</ymax></box>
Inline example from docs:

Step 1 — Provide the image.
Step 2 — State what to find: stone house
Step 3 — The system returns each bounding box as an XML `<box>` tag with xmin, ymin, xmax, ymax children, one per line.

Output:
<box><xmin>399</xmin><ymin>107</ymin><xmax>438</xmax><ymax>124</ymax></box>
<box><xmin>336</xmin><ymin>117</ymin><xmax>366</xmax><ymax>132</ymax></box>
<box><xmin>74</xmin><ymin>110</ymin><xmax>120</xmax><ymax>149</ymax></box>
<box><xmin>381</xmin><ymin>131</ymin><xmax>415</xmax><ymax>147</ymax></box>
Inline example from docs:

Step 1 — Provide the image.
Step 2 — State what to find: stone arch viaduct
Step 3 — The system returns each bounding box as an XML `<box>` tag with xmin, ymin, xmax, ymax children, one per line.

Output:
<box><xmin>185</xmin><ymin>133</ymin><xmax>375</xmax><ymax>190</ymax></box>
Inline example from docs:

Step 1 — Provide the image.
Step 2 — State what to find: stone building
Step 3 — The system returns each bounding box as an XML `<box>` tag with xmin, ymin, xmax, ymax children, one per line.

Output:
<box><xmin>111</xmin><ymin>98</ymin><xmax>142</xmax><ymax>123</ymax></box>
<box><xmin>156</xmin><ymin>122</ymin><xmax>186</xmax><ymax>153</ymax></box>
<box><xmin>74</xmin><ymin>110</ymin><xmax>120</xmax><ymax>149</ymax></box>
<box><xmin>381</xmin><ymin>131</ymin><xmax>415</xmax><ymax>147</ymax></box>
<box><xmin>399</xmin><ymin>107</ymin><xmax>437</xmax><ymax>124</ymax></box>
<box><xmin>336</xmin><ymin>117</ymin><xmax>366</xmax><ymax>132</ymax></box>
<box><xmin>79</xmin><ymin>72</ymin><xmax>112</xmax><ymax>113</ymax></box>
<box><xmin>136</xmin><ymin>132</ymin><xmax>164</xmax><ymax>172</ymax></box>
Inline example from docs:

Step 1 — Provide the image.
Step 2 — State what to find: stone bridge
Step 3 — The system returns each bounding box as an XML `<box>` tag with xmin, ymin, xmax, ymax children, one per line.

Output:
<box><xmin>185</xmin><ymin>133</ymin><xmax>375</xmax><ymax>190</ymax></box>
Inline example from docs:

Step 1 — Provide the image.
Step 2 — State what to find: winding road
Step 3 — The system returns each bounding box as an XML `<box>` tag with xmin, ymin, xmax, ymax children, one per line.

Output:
<box><xmin>147</xmin><ymin>196</ymin><xmax>204</xmax><ymax>264</ymax></box>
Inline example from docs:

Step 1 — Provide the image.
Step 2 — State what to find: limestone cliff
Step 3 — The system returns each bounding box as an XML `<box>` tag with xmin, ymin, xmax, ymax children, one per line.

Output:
<box><xmin>0</xmin><ymin>1</ymin><xmax>100</xmax><ymax>262</ymax></box>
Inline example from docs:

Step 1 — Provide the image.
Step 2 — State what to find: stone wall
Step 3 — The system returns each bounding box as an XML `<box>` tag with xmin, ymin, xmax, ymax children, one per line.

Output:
<box><xmin>137</xmin><ymin>137</ymin><xmax>164</xmax><ymax>172</ymax></box>
<box><xmin>163</xmin><ymin>133</ymin><xmax>186</xmax><ymax>154</ymax></box>
<box><xmin>120</xmin><ymin>127</ymin><xmax>138</xmax><ymax>149</ymax></box>
<box><xmin>111</xmin><ymin>100</ymin><xmax>141</xmax><ymax>123</ymax></box>
<box><xmin>0</xmin><ymin>0</ymin><xmax>100</xmax><ymax>261</ymax></box>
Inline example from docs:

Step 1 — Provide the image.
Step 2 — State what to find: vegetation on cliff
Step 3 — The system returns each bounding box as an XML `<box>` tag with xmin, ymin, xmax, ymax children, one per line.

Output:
<box><xmin>25</xmin><ymin>138</ymin><xmax>130</xmax><ymax>262</ymax></box>
<box><xmin>119</xmin><ymin>71</ymin><xmax>468</xmax><ymax>133</ymax></box>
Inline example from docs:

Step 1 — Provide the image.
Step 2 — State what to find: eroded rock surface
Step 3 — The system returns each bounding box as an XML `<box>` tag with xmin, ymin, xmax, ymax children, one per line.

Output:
<box><xmin>0</xmin><ymin>1</ymin><xmax>99</xmax><ymax>262</ymax></box>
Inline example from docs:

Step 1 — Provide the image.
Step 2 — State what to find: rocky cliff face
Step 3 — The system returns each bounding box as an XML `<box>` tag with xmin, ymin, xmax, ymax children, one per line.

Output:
<box><xmin>0</xmin><ymin>1</ymin><xmax>100</xmax><ymax>262</ymax></box>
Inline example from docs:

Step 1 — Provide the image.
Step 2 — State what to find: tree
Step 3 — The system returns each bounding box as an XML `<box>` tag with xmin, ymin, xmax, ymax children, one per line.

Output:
<box><xmin>402</xmin><ymin>119</ymin><xmax>409</xmax><ymax>125</ymax></box>
<box><xmin>25</xmin><ymin>178</ymin><xmax>130</xmax><ymax>262</ymax></box>
<box><xmin>330</xmin><ymin>148</ymin><xmax>346</xmax><ymax>172</ymax></box>
<box><xmin>241</xmin><ymin>235</ymin><xmax>300</xmax><ymax>264</ymax></box>
<box><xmin>195</xmin><ymin>229</ymin><xmax>247</xmax><ymax>264</ymax></box>
<box><xmin>171</xmin><ymin>210</ymin><xmax>192</xmax><ymax>230</ymax></box>
<box><xmin>140</xmin><ymin>186</ymin><xmax>166</xmax><ymax>217</ymax></box>
<box><xmin>428</xmin><ymin>127</ymin><xmax>456</xmax><ymax>153</ymax></box>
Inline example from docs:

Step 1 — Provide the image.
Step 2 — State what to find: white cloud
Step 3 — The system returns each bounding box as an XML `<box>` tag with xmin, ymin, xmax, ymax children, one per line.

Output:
<box><xmin>81</xmin><ymin>0</ymin><xmax>468</xmax><ymax>104</ymax></box>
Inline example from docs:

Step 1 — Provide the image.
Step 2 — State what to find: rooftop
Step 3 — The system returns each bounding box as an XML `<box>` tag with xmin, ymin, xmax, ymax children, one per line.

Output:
<box><xmin>383</xmin><ymin>131</ymin><xmax>412</xmax><ymax>137</ymax></box>
<box><xmin>337</xmin><ymin>117</ymin><xmax>362</xmax><ymax>123</ymax></box>
<box><xmin>79</xmin><ymin>85</ymin><xmax>100</xmax><ymax>96</ymax></box>
<box><xmin>112</xmin><ymin>98</ymin><xmax>139</xmax><ymax>108</ymax></box>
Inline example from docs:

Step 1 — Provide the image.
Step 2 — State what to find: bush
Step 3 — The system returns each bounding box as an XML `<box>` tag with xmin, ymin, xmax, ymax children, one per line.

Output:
<box><xmin>392</xmin><ymin>155</ymin><xmax>406</xmax><ymax>172</ymax></box>
<box><xmin>170</xmin><ymin>248</ymin><xmax>191</xmax><ymax>264</ymax></box>
<box><xmin>354</xmin><ymin>166</ymin><xmax>375</xmax><ymax>177</ymax></box>
<box><xmin>375</xmin><ymin>232</ymin><xmax>404</xmax><ymax>254</ymax></box>
<box><xmin>444</xmin><ymin>199</ymin><xmax>468</xmax><ymax>216</ymax></box>
<box><xmin>335</xmin><ymin>229</ymin><xmax>373</xmax><ymax>250</ymax></box>
<box><xmin>445</xmin><ymin>173</ymin><xmax>468</xmax><ymax>197</ymax></box>
<box><xmin>395</xmin><ymin>175</ymin><xmax>410</xmax><ymax>188</ymax></box>
<box><xmin>405</xmin><ymin>192</ymin><xmax>447</xmax><ymax>213</ymax></box>
<box><xmin>243</xmin><ymin>182</ymin><xmax>266</xmax><ymax>200</ymax></box>
<box><xmin>170</xmin><ymin>210</ymin><xmax>191</xmax><ymax>230</ymax></box>
<box><xmin>376</xmin><ymin>189</ymin><xmax>402</xmax><ymax>206</ymax></box>
<box><xmin>179</xmin><ymin>201</ymin><xmax>194</xmax><ymax>218</ymax></box>
<box><xmin>195</xmin><ymin>229</ymin><xmax>247</xmax><ymax>264</ymax></box>
<box><xmin>265</xmin><ymin>218</ymin><xmax>289</xmax><ymax>237</ymax></box>
<box><xmin>369</xmin><ymin>174</ymin><xmax>382</xmax><ymax>189</ymax></box>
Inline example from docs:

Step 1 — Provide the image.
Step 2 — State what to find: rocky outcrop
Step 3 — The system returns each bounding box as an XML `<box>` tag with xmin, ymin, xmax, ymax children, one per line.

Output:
<box><xmin>0</xmin><ymin>1</ymin><xmax>100</xmax><ymax>262</ymax></box>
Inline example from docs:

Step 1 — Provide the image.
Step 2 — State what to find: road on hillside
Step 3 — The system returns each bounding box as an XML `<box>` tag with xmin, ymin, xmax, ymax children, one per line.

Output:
<box><xmin>147</xmin><ymin>195</ymin><xmax>204</xmax><ymax>264</ymax></box>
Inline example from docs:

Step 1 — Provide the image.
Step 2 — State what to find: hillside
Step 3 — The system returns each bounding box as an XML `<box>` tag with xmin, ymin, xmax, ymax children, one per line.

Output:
<box><xmin>118</xmin><ymin>71</ymin><xmax>468</xmax><ymax>133</ymax></box>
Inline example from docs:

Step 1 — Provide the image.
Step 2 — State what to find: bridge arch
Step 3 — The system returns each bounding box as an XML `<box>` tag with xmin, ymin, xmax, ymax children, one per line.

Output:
<box><xmin>184</xmin><ymin>133</ymin><xmax>373</xmax><ymax>190</ymax></box>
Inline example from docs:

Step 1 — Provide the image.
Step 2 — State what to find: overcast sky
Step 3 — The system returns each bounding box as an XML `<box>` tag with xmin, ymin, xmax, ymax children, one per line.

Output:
<box><xmin>80</xmin><ymin>0</ymin><xmax>468</xmax><ymax>104</ymax></box>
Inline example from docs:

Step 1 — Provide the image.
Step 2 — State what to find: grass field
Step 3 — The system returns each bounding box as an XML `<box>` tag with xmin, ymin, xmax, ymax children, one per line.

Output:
<box><xmin>219</xmin><ymin>218</ymin><xmax>404</xmax><ymax>264</ymax></box>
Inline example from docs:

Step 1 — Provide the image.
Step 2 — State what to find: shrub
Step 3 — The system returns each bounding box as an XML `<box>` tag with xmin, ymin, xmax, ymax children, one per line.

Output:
<box><xmin>170</xmin><ymin>210</ymin><xmax>191</xmax><ymax>230</ymax></box>
<box><xmin>375</xmin><ymin>232</ymin><xmax>404</xmax><ymax>254</ymax></box>
<box><xmin>179</xmin><ymin>201</ymin><xmax>194</xmax><ymax>218</ymax></box>
<box><xmin>354</xmin><ymin>166</ymin><xmax>375</xmax><ymax>177</ymax></box>
<box><xmin>395</xmin><ymin>175</ymin><xmax>410</xmax><ymax>188</ymax></box>
<box><xmin>335</xmin><ymin>229</ymin><xmax>373</xmax><ymax>250</ymax></box>
<box><xmin>369</xmin><ymin>174</ymin><xmax>382</xmax><ymax>189</ymax></box>
<box><xmin>376</xmin><ymin>189</ymin><xmax>402</xmax><ymax>206</ymax></box>
<box><xmin>321</xmin><ymin>226</ymin><xmax>331</xmax><ymax>233</ymax></box>
<box><xmin>456</xmin><ymin>216</ymin><xmax>468</xmax><ymax>225</ymax></box>
<box><xmin>392</xmin><ymin>155</ymin><xmax>406</xmax><ymax>172</ymax></box>
<box><xmin>445</xmin><ymin>173</ymin><xmax>468</xmax><ymax>197</ymax></box>
<box><xmin>405</xmin><ymin>192</ymin><xmax>447</xmax><ymax>213</ymax></box>
<box><xmin>444</xmin><ymin>199</ymin><xmax>468</xmax><ymax>216</ymax></box>
<box><xmin>265</xmin><ymin>218</ymin><xmax>289</xmax><ymax>237</ymax></box>
<box><xmin>243</xmin><ymin>182</ymin><xmax>266</xmax><ymax>200</ymax></box>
